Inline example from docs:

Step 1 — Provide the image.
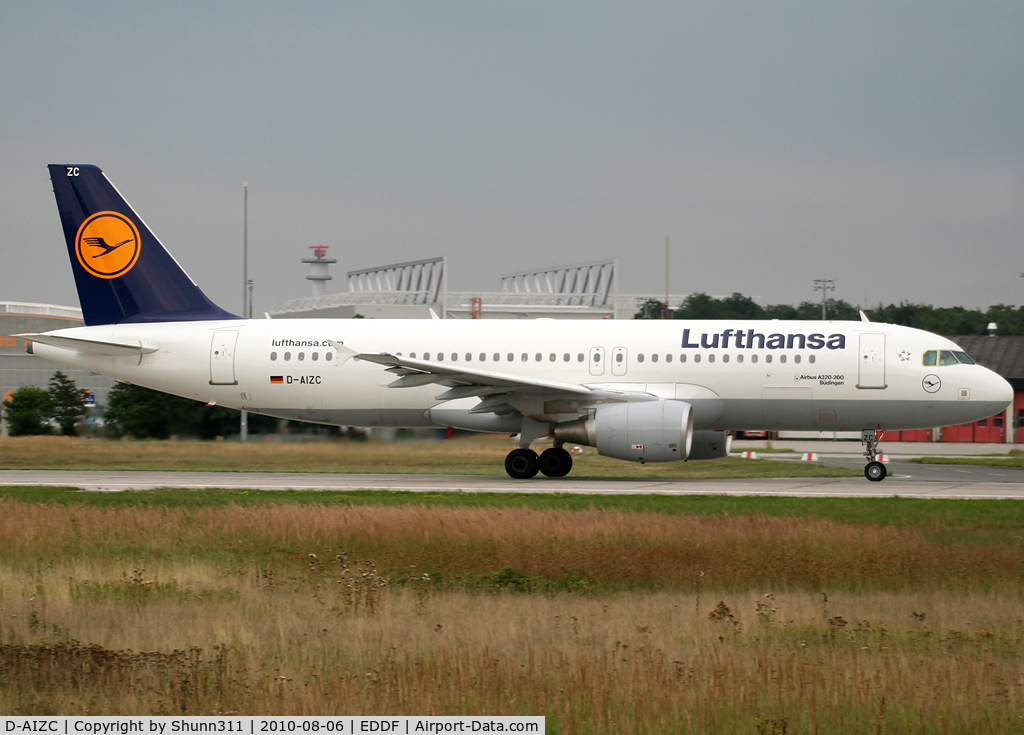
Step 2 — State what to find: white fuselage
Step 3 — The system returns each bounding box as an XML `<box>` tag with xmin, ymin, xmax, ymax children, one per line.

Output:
<box><xmin>30</xmin><ymin>318</ymin><xmax>1012</xmax><ymax>434</ymax></box>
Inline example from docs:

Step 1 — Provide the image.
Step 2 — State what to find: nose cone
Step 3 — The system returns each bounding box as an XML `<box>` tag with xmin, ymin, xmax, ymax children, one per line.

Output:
<box><xmin>989</xmin><ymin>371</ymin><xmax>1014</xmax><ymax>406</ymax></box>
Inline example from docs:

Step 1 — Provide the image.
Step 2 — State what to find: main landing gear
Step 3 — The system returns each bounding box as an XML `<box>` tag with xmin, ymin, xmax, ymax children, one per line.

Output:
<box><xmin>862</xmin><ymin>429</ymin><xmax>886</xmax><ymax>482</ymax></box>
<box><xmin>504</xmin><ymin>446</ymin><xmax>573</xmax><ymax>479</ymax></box>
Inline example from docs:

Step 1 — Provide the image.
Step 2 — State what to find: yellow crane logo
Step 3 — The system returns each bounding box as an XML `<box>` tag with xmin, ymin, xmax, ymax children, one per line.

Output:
<box><xmin>74</xmin><ymin>211</ymin><xmax>141</xmax><ymax>279</ymax></box>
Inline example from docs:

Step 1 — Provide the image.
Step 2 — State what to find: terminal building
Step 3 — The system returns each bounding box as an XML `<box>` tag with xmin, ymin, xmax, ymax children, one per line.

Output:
<box><xmin>0</xmin><ymin>302</ymin><xmax>116</xmax><ymax>433</ymax></box>
<box><xmin>270</xmin><ymin>254</ymin><xmax>669</xmax><ymax>320</ymax></box>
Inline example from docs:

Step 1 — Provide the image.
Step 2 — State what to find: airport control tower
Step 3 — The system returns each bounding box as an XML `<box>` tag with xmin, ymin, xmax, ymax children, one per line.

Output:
<box><xmin>303</xmin><ymin>245</ymin><xmax>336</xmax><ymax>297</ymax></box>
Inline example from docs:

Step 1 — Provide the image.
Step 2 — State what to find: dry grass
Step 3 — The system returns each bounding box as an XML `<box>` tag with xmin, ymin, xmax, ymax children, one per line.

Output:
<box><xmin>4</xmin><ymin>578</ymin><xmax>1024</xmax><ymax>731</ymax></box>
<box><xmin>3</xmin><ymin>500</ymin><xmax>1024</xmax><ymax>731</ymax></box>
<box><xmin>0</xmin><ymin>435</ymin><xmax>858</xmax><ymax>477</ymax></box>
<box><xmin>1</xmin><ymin>500</ymin><xmax>1022</xmax><ymax>591</ymax></box>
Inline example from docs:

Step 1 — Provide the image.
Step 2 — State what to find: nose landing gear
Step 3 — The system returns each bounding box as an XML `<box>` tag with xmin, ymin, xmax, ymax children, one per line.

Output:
<box><xmin>862</xmin><ymin>430</ymin><xmax>887</xmax><ymax>482</ymax></box>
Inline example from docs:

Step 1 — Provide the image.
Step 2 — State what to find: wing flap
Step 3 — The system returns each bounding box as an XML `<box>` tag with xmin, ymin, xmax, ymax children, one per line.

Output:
<box><xmin>356</xmin><ymin>352</ymin><xmax>596</xmax><ymax>396</ymax></box>
<box><xmin>354</xmin><ymin>352</ymin><xmax>658</xmax><ymax>417</ymax></box>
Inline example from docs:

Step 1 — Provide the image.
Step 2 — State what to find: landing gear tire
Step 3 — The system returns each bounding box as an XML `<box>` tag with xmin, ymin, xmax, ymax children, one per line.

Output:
<box><xmin>538</xmin><ymin>447</ymin><xmax>573</xmax><ymax>478</ymax></box>
<box><xmin>865</xmin><ymin>461</ymin><xmax>887</xmax><ymax>482</ymax></box>
<box><xmin>505</xmin><ymin>448</ymin><xmax>539</xmax><ymax>479</ymax></box>
<box><xmin>861</xmin><ymin>429</ymin><xmax>887</xmax><ymax>482</ymax></box>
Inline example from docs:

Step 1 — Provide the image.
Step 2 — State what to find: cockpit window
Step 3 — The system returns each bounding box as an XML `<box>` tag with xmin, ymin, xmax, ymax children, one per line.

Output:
<box><xmin>926</xmin><ymin>349</ymin><xmax>976</xmax><ymax>366</ymax></box>
<box><xmin>929</xmin><ymin>348</ymin><xmax>974</xmax><ymax>366</ymax></box>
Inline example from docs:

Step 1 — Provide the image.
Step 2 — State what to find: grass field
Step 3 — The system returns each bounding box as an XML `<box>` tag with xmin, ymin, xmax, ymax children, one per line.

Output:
<box><xmin>1</xmin><ymin>480</ymin><xmax>1024</xmax><ymax>731</ymax></box>
<box><xmin>0</xmin><ymin>435</ymin><xmax>860</xmax><ymax>478</ymax></box>
<box><xmin>912</xmin><ymin>450</ymin><xmax>1024</xmax><ymax>469</ymax></box>
<box><xmin>2</xmin><ymin>437</ymin><xmax>1024</xmax><ymax>730</ymax></box>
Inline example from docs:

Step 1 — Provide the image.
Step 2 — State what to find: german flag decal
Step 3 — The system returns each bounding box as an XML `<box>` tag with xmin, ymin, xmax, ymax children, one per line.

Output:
<box><xmin>270</xmin><ymin>376</ymin><xmax>283</xmax><ymax>384</ymax></box>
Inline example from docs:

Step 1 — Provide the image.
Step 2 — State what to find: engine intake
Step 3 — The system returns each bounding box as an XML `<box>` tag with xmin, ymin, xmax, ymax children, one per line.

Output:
<box><xmin>554</xmin><ymin>400</ymin><xmax>694</xmax><ymax>463</ymax></box>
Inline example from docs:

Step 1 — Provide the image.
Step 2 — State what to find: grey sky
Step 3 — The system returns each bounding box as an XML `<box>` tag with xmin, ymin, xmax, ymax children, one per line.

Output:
<box><xmin>2</xmin><ymin>2</ymin><xmax>1022</xmax><ymax>314</ymax></box>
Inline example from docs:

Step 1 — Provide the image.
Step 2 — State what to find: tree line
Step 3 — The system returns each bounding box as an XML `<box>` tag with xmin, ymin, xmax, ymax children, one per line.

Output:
<box><xmin>636</xmin><ymin>294</ymin><xmax>1024</xmax><ymax>335</ymax></box>
<box><xmin>2</xmin><ymin>375</ymin><xmax>277</xmax><ymax>439</ymax></box>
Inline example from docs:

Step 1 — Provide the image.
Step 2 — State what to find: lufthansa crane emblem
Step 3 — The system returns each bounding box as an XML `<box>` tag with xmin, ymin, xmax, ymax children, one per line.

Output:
<box><xmin>74</xmin><ymin>211</ymin><xmax>141</xmax><ymax>279</ymax></box>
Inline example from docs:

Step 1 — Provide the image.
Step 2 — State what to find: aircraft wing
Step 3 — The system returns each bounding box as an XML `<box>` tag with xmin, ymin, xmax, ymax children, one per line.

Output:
<box><xmin>353</xmin><ymin>352</ymin><xmax>656</xmax><ymax>416</ymax></box>
<box><xmin>18</xmin><ymin>333</ymin><xmax>158</xmax><ymax>357</ymax></box>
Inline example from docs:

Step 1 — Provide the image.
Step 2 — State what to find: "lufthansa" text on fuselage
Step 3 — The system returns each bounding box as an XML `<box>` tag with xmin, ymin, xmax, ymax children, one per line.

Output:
<box><xmin>681</xmin><ymin>329</ymin><xmax>847</xmax><ymax>350</ymax></box>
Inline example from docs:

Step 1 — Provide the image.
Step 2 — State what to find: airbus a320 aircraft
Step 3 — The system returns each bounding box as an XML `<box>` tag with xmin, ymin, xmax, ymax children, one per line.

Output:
<box><xmin>21</xmin><ymin>165</ymin><xmax>1013</xmax><ymax>482</ymax></box>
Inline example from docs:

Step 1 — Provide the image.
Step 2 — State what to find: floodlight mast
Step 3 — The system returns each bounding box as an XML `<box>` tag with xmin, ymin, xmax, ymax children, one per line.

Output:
<box><xmin>243</xmin><ymin>183</ymin><xmax>248</xmax><ymax>316</ymax></box>
<box><xmin>814</xmin><ymin>278</ymin><xmax>835</xmax><ymax>320</ymax></box>
<box><xmin>664</xmin><ymin>237</ymin><xmax>669</xmax><ymax>319</ymax></box>
<box><xmin>241</xmin><ymin>183</ymin><xmax>249</xmax><ymax>441</ymax></box>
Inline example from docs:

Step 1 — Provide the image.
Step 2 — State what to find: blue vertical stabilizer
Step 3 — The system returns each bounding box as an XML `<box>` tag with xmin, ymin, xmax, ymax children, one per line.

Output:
<box><xmin>48</xmin><ymin>164</ymin><xmax>238</xmax><ymax>326</ymax></box>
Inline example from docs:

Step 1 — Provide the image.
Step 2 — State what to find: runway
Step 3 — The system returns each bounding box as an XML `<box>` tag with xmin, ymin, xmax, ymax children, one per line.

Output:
<box><xmin>1</xmin><ymin>467</ymin><xmax>1023</xmax><ymax>499</ymax></box>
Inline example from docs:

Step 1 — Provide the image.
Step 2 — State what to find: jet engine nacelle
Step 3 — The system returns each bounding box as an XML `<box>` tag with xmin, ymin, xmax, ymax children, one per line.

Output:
<box><xmin>554</xmin><ymin>400</ymin><xmax>694</xmax><ymax>463</ymax></box>
<box><xmin>687</xmin><ymin>430</ymin><xmax>732</xmax><ymax>460</ymax></box>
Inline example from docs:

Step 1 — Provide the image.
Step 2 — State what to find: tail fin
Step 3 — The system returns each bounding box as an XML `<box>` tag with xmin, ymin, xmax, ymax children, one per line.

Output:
<box><xmin>48</xmin><ymin>164</ymin><xmax>238</xmax><ymax>326</ymax></box>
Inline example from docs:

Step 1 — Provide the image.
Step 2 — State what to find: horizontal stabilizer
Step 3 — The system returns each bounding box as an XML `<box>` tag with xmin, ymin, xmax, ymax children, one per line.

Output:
<box><xmin>18</xmin><ymin>333</ymin><xmax>158</xmax><ymax>356</ymax></box>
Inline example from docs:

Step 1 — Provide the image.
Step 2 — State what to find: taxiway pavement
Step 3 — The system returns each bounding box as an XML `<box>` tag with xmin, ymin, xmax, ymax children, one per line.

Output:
<box><xmin>1</xmin><ymin>467</ymin><xmax>1023</xmax><ymax>499</ymax></box>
